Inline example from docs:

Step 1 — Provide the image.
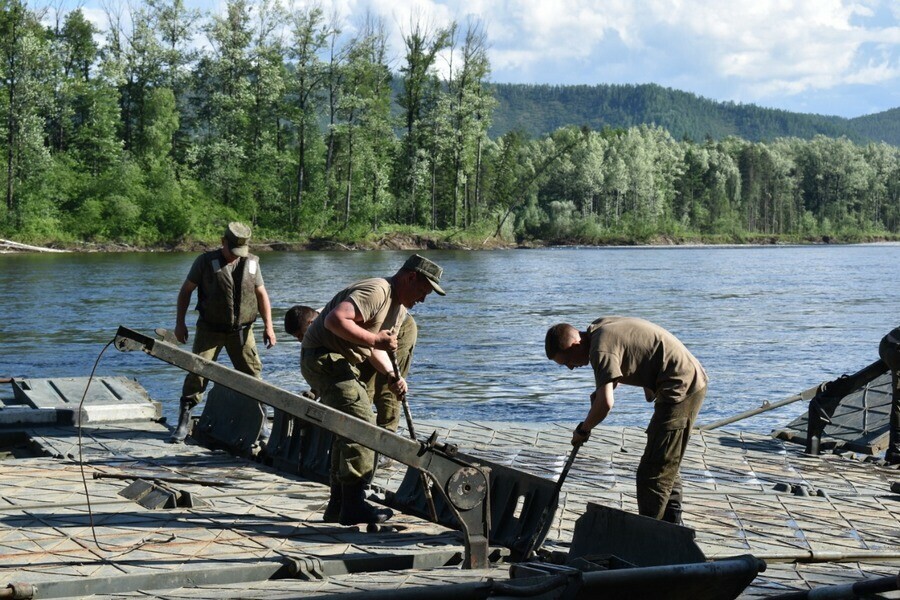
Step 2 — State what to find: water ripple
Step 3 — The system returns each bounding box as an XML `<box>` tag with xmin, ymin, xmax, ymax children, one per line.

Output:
<box><xmin>1</xmin><ymin>245</ymin><xmax>898</xmax><ymax>433</ymax></box>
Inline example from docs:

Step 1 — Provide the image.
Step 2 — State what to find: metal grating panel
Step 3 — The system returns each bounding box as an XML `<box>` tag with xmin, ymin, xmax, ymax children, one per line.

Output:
<box><xmin>6</xmin><ymin>376</ymin><xmax>160</xmax><ymax>424</ymax></box>
<box><xmin>772</xmin><ymin>361</ymin><xmax>892</xmax><ymax>454</ymax></box>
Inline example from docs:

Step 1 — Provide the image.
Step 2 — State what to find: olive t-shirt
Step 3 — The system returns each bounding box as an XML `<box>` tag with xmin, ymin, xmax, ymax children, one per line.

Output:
<box><xmin>302</xmin><ymin>277</ymin><xmax>406</xmax><ymax>364</ymax></box>
<box><xmin>588</xmin><ymin>316</ymin><xmax>707</xmax><ymax>404</ymax></box>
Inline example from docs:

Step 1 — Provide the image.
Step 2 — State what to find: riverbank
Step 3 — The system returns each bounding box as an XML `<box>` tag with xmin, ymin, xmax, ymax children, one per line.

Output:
<box><xmin>3</xmin><ymin>230</ymin><xmax>899</xmax><ymax>253</ymax></box>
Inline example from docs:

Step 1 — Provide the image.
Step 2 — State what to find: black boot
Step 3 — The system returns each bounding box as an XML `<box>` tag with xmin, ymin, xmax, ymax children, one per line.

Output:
<box><xmin>662</xmin><ymin>499</ymin><xmax>684</xmax><ymax>526</ymax></box>
<box><xmin>886</xmin><ymin>434</ymin><xmax>900</xmax><ymax>465</ymax></box>
<box><xmin>169</xmin><ymin>398</ymin><xmax>197</xmax><ymax>443</ymax></box>
<box><xmin>339</xmin><ymin>481</ymin><xmax>393</xmax><ymax>525</ymax></box>
<box><xmin>323</xmin><ymin>477</ymin><xmax>342</xmax><ymax>523</ymax></box>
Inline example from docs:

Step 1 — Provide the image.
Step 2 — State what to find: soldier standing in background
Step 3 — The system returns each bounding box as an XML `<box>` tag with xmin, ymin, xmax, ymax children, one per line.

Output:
<box><xmin>284</xmin><ymin>305</ymin><xmax>319</xmax><ymax>345</ymax></box>
<box><xmin>171</xmin><ymin>222</ymin><xmax>276</xmax><ymax>443</ymax></box>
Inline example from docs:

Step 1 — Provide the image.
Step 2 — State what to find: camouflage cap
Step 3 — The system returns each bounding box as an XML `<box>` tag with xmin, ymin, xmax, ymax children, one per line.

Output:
<box><xmin>224</xmin><ymin>222</ymin><xmax>251</xmax><ymax>257</ymax></box>
<box><xmin>403</xmin><ymin>254</ymin><xmax>445</xmax><ymax>296</ymax></box>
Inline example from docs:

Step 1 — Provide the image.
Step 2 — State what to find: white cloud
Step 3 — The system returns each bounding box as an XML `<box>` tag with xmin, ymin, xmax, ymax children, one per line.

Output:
<box><xmin>447</xmin><ymin>0</ymin><xmax>898</xmax><ymax>114</ymax></box>
<box><xmin>65</xmin><ymin>0</ymin><xmax>900</xmax><ymax>115</ymax></box>
<box><xmin>340</xmin><ymin>0</ymin><xmax>895</xmax><ymax>99</ymax></box>
<box><xmin>842</xmin><ymin>61</ymin><xmax>900</xmax><ymax>84</ymax></box>
<box><xmin>81</xmin><ymin>6</ymin><xmax>111</xmax><ymax>32</ymax></box>
<box><xmin>663</xmin><ymin>1</ymin><xmax>882</xmax><ymax>78</ymax></box>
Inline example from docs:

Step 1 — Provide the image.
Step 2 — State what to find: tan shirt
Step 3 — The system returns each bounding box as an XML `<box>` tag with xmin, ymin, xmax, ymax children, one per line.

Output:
<box><xmin>588</xmin><ymin>316</ymin><xmax>707</xmax><ymax>404</ymax></box>
<box><xmin>302</xmin><ymin>277</ymin><xmax>406</xmax><ymax>364</ymax></box>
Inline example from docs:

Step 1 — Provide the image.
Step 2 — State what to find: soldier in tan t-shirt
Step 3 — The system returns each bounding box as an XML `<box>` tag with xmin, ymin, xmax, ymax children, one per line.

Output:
<box><xmin>285</xmin><ymin>306</ymin><xmax>418</xmax><ymax>437</ymax></box>
<box><xmin>545</xmin><ymin>317</ymin><xmax>708</xmax><ymax>525</ymax></box>
<box><xmin>300</xmin><ymin>254</ymin><xmax>445</xmax><ymax>526</ymax></box>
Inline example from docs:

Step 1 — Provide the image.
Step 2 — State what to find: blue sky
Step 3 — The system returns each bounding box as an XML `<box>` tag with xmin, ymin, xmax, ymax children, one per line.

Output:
<box><xmin>75</xmin><ymin>0</ymin><xmax>900</xmax><ymax>119</ymax></box>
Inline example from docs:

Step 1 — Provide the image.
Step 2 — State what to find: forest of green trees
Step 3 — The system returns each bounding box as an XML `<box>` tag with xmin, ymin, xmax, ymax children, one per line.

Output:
<box><xmin>490</xmin><ymin>83</ymin><xmax>900</xmax><ymax>145</ymax></box>
<box><xmin>1</xmin><ymin>0</ymin><xmax>898</xmax><ymax>247</ymax></box>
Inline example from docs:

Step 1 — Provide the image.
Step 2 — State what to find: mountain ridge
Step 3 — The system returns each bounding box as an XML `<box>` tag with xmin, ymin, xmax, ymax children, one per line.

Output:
<box><xmin>487</xmin><ymin>82</ymin><xmax>900</xmax><ymax>145</ymax></box>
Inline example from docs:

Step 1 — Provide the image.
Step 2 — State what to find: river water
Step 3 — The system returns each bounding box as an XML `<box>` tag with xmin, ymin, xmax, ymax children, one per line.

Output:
<box><xmin>0</xmin><ymin>245</ymin><xmax>897</xmax><ymax>433</ymax></box>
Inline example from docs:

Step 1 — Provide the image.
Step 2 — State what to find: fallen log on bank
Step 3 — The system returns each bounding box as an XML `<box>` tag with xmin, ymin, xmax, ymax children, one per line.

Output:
<box><xmin>0</xmin><ymin>238</ymin><xmax>69</xmax><ymax>253</ymax></box>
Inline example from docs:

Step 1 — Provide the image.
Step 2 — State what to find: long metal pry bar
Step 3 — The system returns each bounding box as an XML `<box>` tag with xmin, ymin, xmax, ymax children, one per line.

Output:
<box><xmin>113</xmin><ymin>326</ymin><xmax>491</xmax><ymax>569</ymax></box>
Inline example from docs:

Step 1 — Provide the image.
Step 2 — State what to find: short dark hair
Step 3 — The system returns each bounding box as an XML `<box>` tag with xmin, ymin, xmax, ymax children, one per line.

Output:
<box><xmin>545</xmin><ymin>323</ymin><xmax>576</xmax><ymax>359</ymax></box>
<box><xmin>284</xmin><ymin>305</ymin><xmax>318</xmax><ymax>337</ymax></box>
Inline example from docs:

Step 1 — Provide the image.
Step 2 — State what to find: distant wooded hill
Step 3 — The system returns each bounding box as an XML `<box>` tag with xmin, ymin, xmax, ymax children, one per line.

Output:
<box><xmin>488</xmin><ymin>83</ymin><xmax>900</xmax><ymax>146</ymax></box>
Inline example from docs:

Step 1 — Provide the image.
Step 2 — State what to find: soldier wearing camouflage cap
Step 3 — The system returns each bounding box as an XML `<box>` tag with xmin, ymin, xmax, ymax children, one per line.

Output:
<box><xmin>171</xmin><ymin>222</ymin><xmax>277</xmax><ymax>444</ymax></box>
<box><xmin>300</xmin><ymin>254</ymin><xmax>444</xmax><ymax>525</ymax></box>
<box><xmin>287</xmin><ymin>304</ymin><xmax>418</xmax><ymax>467</ymax></box>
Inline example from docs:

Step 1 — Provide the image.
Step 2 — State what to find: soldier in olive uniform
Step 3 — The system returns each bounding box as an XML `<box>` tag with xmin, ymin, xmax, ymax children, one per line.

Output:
<box><xmin>287</xmin><ymin>303</ymin><xmax>417</xmax><ymax>477</ymax></box>
<box><xmin>171</xmin><ymin>222</ymin><xmax>277</xmax><ymax>443</ymax></box>
<box><xmin>286</xmin><ymin>305</ymin><xmax>418</xmax><ymax>435</ymax></box>
<box><xmin>878</xmin><ymin>327</ymin><xmax>900</xmax><ymax>464</ymax></box>
<box><xmin>545</xmin><ymin>317</ymin><xmax>707</xmax><ymax>525</ymax></box>
<box><xmin>300</xmin><ymin>254</ymin><xmax>443</xmax><ymax>525</ymax></box>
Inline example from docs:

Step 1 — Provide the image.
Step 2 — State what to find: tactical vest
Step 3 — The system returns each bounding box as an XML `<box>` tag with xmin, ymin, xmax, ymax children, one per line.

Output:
<box><xmin>195</xmin><ymin>250</ymin><xmax>259</xmax><ymax>330</ymax></box>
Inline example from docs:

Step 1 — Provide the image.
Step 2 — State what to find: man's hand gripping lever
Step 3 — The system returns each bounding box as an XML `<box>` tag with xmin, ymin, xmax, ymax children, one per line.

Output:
<box><xmin>571</xmin><ymin>421</ymin><xmax>591</xmax><ymax>447</ymax></box>
<box><xmin>374</xmin><ymin>330</ymin><xmax>398</xmax><ymax>353</ymax></box>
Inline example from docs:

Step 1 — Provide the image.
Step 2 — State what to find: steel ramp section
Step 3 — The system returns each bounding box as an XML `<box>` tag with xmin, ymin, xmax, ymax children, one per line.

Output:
<box><xmin>567</xmin><ymin>503</ymin><xmax>706</xmax><ymax>567</ymax></box>
<box><xmin>265</xmin><ymin>410</ymin><xmax>562</xmax><ymax>561</ymax></box>
<box><xmin>772</xmin><ymin>361</ymin><xmax>892</xmax><ymax>454</ymax></box>
<box><xmin>268</xmin><ymin>406</ymin><xmax>333</xmax><ymax>482</ymax></box>
<box><xmin>5</xmin><ymin>376</ymin><xmax>161</xmax><ymax>425</ymax></box>
<box><xmin>195</xmin><ymin>383</ymin><xmax>265</xmax><ymax>455</ymax></box>
<box><xmin>388</xmin><ymin>449</ymin><xmax>560</xmax><ymax>561</ymax></box>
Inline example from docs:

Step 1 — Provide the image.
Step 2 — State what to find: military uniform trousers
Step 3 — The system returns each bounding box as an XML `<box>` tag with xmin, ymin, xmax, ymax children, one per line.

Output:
<box><xmin>878</xmin><ymin>327</ymin><xmax>900</xmax><ymax>459</ymax></box>
<box><xmin>635</xmin><ymin>385</ymin><xmax>706</xmax><ymax>520</ymax></box>
<box><xmin>301</xmin><ymin>349</ymin><xmax>376</xmax><ymax>484</ymax></box>
<box><xmin>357</xmin><ymin>316</ymin><xmax>418</xmax><ymax>432</ymax></box>
<box><xmin>181</xmin><ymin>320</ymin><xmax>263</xmax><ymax>404</ymax></box>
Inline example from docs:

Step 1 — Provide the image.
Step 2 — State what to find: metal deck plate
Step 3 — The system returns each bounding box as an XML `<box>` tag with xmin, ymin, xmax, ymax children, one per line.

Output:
<box><xmin>6</xmin><ymin>377</ymin><xmax>161</xmax><ymax>425</ymax></box>
<box><xmin>773</xmin><ymin>366</ymin><xmax>893</xmax><ymax>455</ymax></box>
<box><xmin>0</xmin><ymin>411</ymin><xmax>897</xmax><ymax>598</ymax></box>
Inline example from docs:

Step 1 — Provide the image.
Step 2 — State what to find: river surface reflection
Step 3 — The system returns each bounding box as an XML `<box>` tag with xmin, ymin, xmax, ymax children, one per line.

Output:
<box><xmin>1</xmin><ymin>244</ymin><xmax>897</xmax><ymax>433</ymax></box>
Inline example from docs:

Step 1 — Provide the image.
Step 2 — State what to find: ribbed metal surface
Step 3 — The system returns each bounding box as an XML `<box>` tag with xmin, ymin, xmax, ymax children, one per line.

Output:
<box><xmin>0</xmin><ymin>382</ymin><xmax>898</xmax><ymax>597</ymax></box>
<box><xmin>773</xmin><ymin>361</ymin><xmax>893</xmax><ymax>454</ymax></box>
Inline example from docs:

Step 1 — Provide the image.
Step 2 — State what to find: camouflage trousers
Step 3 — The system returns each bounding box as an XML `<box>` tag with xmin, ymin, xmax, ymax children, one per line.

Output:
<box><xmin>300</xmin><ymin>348</ymin><xmax>376</xmax><ymax>484</ymax></box>
<box><xmin>636</xmin><ymin>385</ymin><xmax>706</xmax><ymax>519</ymax></box>
<box><xmin>181</xmin><ymin>320</ymin><xmax>262</xmax><ymax>405</ymax></box>
<box><xmin>358</xmin><ymin>316</ymin><xmax>418</xmax><ymax>432</ymax></box>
